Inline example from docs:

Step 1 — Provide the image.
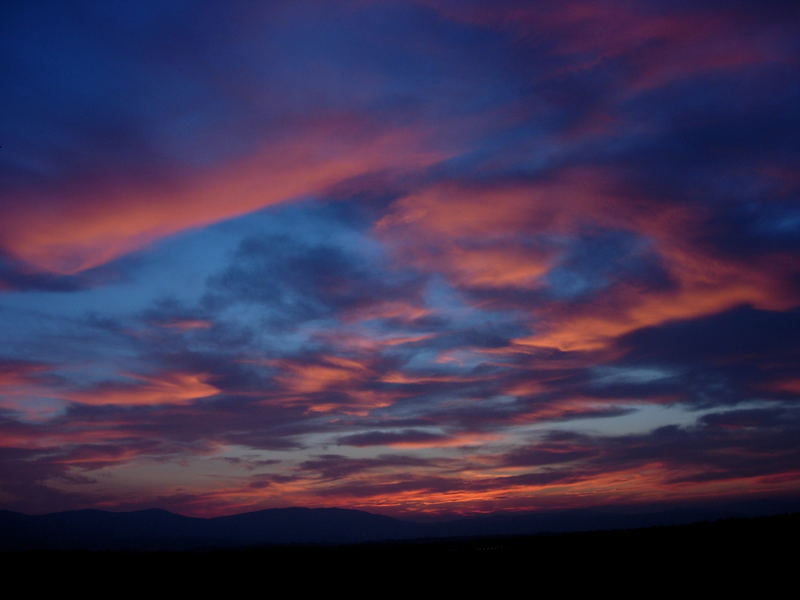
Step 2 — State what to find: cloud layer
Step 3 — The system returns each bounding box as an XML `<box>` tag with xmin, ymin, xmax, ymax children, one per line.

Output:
<box><xmin>1</xmin><ymin>0</ymin><xmax>799</xmax><ymax>517</ymax></box>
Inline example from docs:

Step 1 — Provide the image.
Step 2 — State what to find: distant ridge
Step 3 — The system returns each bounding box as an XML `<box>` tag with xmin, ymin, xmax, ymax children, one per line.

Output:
<box><xmin>2</xmin><ymin>497</ymin><xmax>798</xmax><ymax>550</ymax></box>
<box><xmin>0</xmin><ymin>507</ymin><xmax>417</xmax><ymax>550</ymax></box>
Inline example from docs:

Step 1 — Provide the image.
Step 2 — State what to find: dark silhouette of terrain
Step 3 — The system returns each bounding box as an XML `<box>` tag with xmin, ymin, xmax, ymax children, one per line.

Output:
<box><xmin>2</xmin><ymin>497</ymin><xmax>798</xmax><ymax>551</ymax></box>
<box><xmin>1</xmin><ymin>512</ymin><xmax>796</xmax><ymax>581</ymax></box>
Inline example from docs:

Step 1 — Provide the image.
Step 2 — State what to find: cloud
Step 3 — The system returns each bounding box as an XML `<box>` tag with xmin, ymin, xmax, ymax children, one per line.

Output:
<box><xmin>63</xmin><ymin>371</ymin><xmax>220</xmax><ymax>407</ymax></box>
<box><xmin>1</xmin><ymin>124</ymin><xmax>443</xmax><ymax>275</ymax></box>
<box><xmin>337</xmin><ymin>429</ymin><xmax>498</xmax><ymax>448</ymax></box>
<box><xmin>298</xmin><ymin>453</ymin><xmax>441</xmax><ymax>480</ymax></box>
<box><xmin>1</xmin><ymin>0</ymin><xmax>798</xmax><ymax>518</ymax></box>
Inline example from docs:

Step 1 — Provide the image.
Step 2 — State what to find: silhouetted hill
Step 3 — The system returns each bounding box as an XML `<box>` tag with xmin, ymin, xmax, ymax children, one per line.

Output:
<box><xmin>0</xmin><ymin>506</ymin><xmax>426</xmax><ymax>550</ymax></box>
<box><xmin>2</xmin><ymin>497</ymin><xmax>798</xmax><ymax>551</ymax></box>
<box><xmin>3</xmin><ymin>513</ymin><xmax>798</xmax><ymax>580</ymax></box>
<box><xmin>210</xmin><ymin>507</ymin><xmax>417</xmax><ymax>544</ymax></box>
<box><xmin>0</xmin><ymin>508</ymin><xmax>206</xmax><ymax>550</ymax></box>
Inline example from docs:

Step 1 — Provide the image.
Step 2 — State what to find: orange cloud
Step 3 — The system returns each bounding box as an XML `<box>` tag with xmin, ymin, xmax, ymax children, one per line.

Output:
<box><xmin>375</xmin><ymin>170</ymin><xmax>605</xmax><ymax>289</ymax></box>
<box><xmin>261</xmin><ymin>355</ymin><xmax>403</xmax><ymax>414</ymax></box>
<box><xmin>53</xmin><ymin>447</ymin><xmax>142</xmax><ymax>466</ymax></box>
<box><xmin>0</xmin><ymin>361</ymin><xmax>65</xmax><ymax>420</ymax></box>
<box><xmin>65</xmin><ymin>371</ymin><xmax>219</xmax><ymax>406</ymax></box>
<box><xmin>429</xmin><ymin>245</ymin><xmax>552</xmax><ymax>289</ymax></box>
<box><xmin>517</xmin><ymin>238</ymin><xmax>797</xmax><ymax>352</ymax></box>
<box><xmin>386</xmin><ymin>431</ymin><xmax>500</xmax><ymax>449</ymax></box>
<box><xmin>340</xmin><ymin>300</ymin><xmax>432</xmax><ymax>324</ymax></box>
<box><xmin>379</xmin><ymin>167</ymin><xmax>799</xmax><ymax>352</ymax></box>
<box><xmin>379</xmin><ymin>371</ymin><xmax>487</xmax><ymax>385</ymax></box>
<box><xmin>0</xmin><ymin>361</ymin><xmax>50</xmax><ymax>389</ymax></box>
<box><xmin>1</xmin><ymin>121</ymin><xmax>444</xmax><ymax>275</ymax></box>
<box><xmin>0</xmin><ymin>427</ymin><xmax>134</xmax><ymax>450</ymax></box>
<box><xmin>273</xmin><ymin>356</ymin><xmax>371</xmax><ymax>395</ymax></box>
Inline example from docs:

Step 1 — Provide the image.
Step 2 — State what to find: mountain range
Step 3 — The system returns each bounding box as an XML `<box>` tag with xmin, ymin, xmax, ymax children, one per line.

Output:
<box><xmin>2</xmin><ymin>498</ymin><xmax>798</xmax><ymax>550</ymax></box>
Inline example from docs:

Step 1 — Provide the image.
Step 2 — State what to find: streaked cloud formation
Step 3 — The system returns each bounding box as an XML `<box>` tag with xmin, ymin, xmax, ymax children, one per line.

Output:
<box><xmin>1</xmin><ymin>0</ymin><xmax>798</xmax><ymax>517</ymax></box>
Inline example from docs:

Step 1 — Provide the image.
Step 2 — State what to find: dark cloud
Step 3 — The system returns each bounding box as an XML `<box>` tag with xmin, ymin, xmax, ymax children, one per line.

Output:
<box><xmin>337</xmin><ymin>430</ymin><xmax>452</xmax><ymax>448</ymax></box>
<box><xmin>204</xmin><ymin>231</ymin><xmax>426</xmax><ymax>329</ymax></box>
<box><xmin>298</xmin><ymin>453</ymin><xmax>440</xmax><ymax>480</ymax></box>
<box><xmin>486</xmin><ymin>405</ymin><xmax>800</xmax><ymax>491</ymax></box>
<box><xmin>614</xmin><ymin>306</ymin><xmax>800</xmax><ymax>406</ymax></box>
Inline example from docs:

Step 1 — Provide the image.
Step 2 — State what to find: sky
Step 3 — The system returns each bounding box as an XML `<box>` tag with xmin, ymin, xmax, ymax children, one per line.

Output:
<box><xmin>1</xmin><ymin>0</ymin><xmax>799</xmax><ymax>519</ymax></box>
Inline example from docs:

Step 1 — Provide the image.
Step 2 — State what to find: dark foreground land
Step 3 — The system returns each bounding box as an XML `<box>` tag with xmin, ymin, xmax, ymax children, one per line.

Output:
<box><xmin>3</xmin><ymin>512</ymin><xmax>797</xmax><ymax>575</ymax></box>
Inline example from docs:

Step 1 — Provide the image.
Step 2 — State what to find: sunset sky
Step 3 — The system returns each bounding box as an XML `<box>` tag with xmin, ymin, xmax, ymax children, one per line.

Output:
<box><xmin>1</xmin><ymin>0</ymin><xmax>799</xmax><ymax>519</ymax></box>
